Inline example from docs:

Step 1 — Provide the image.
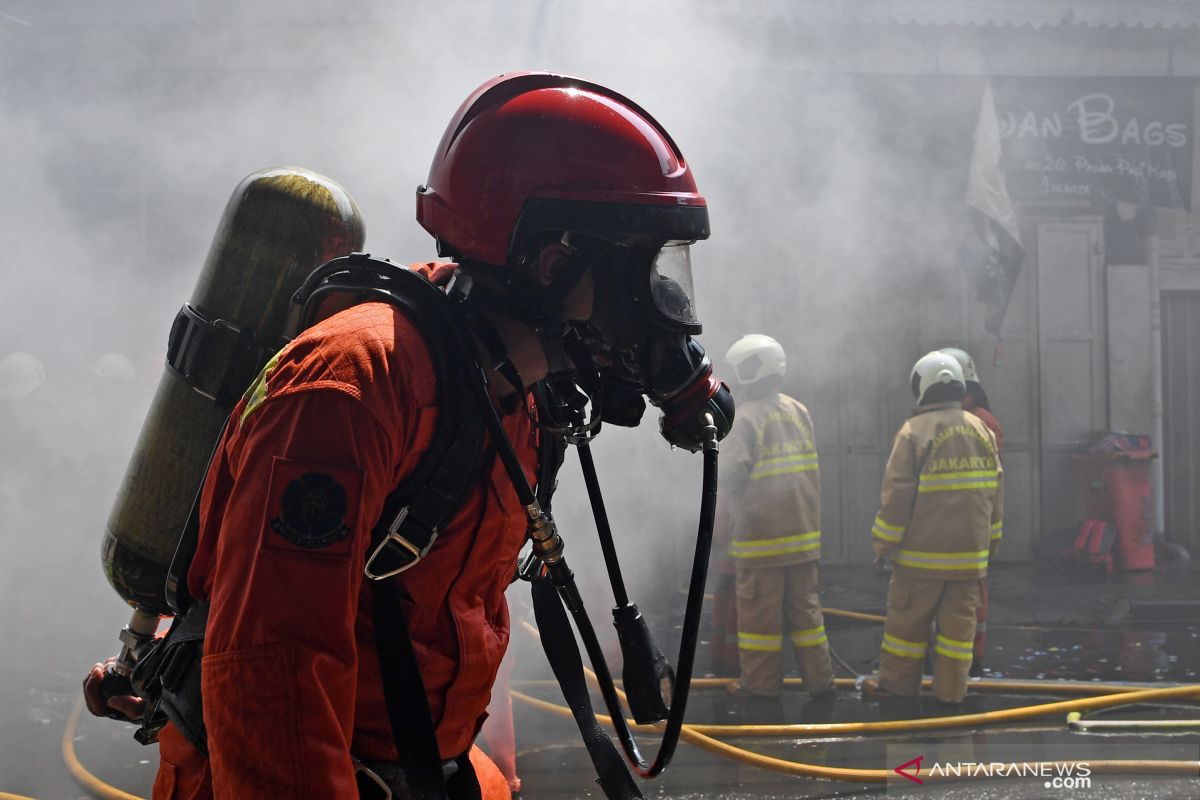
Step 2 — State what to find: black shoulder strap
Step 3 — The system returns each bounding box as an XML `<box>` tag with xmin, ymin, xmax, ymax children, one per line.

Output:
<box><xmin>370</xmin><ymin>571</ymin><xmax>451</xmax><ymax>800</ymax></box>
<box><xmin>315</xmin><ymin>259</ymin><xmax>487</xmax><ymax>799</ymax></box>
<box><xmin>530</xmin><ymin>576</ymin><xmax>645</xmax><ymax>800</ymax></box>
<box><xmin>339</xmin><ymin>263</ymin><xmax>489</xmax><ymax>580</ymax></box>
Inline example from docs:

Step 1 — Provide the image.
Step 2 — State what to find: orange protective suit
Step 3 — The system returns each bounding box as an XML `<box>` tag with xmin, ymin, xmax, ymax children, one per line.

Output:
<box><xmin>963</xmin><ymin>397</ymin><xmax>1004</xmax><ymax>454</ymax></box>
<box><xmin>153</xmin><ymin>263</ymin><xmax>533</xmax><ymax>799</ymax></box>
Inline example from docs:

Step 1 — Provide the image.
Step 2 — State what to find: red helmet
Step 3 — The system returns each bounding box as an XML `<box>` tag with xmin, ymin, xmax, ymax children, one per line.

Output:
<box><xmin>416</xmin><ymin>72</ymin><xmax>709</xmax><ymax>267</ymax></box>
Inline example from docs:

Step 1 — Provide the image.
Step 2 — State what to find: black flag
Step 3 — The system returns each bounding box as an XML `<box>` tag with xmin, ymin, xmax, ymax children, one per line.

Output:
<box><xmin>963</xmin><ymin>83</ymin><xmax>1026</xmax><ymax>337</ymax></box>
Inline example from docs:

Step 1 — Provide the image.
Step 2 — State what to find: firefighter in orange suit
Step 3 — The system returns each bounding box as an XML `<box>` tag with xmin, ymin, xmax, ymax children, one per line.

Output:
<box><xmin>85</xmin><ymin>73</ymin><xmax>734</xmax><ymax>799</ymax></box>
<box><xmin>720</xmin><ymin>334</ymin><xmax>834</xmax><ymax>699</ymax></box>
<box><xmin>870</xmin><ymin>351</ymin><xmax>1002</xmax><ymax>704</ymax></box>
<box><xmin>940</xmin><ymin>347</ymin><xmax>1003</xmax><ymax>677</ymax></box>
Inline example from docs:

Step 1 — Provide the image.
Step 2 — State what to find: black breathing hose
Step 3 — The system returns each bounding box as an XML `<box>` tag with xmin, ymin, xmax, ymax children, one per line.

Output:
<box><xmin>644</xmin><ymin>419</ymin><xmax>719</xmax><ymax>774</ymax></box>
<box><xmin>473</xmin><ymin>372</ymin><xmax>719</xmax><ymax>776</ymax></box>
<box><xmin>578</xmin><ymin>444</ymin><xmax>631</xmax><ymax>608</ymax></box>
<box><xmin>553</xmin><ymin>418</ymin><xmax>720</xmax><ymax>777</ymax></box>
<box><xmin>446</xmin><ymin>288</ymin><xmax>720</xmax><ymax>778</ymax></box>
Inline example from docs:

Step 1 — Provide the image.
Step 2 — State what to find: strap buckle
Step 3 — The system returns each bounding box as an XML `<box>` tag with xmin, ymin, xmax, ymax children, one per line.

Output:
<box><xmin>353</xmin><ymin>757</ymin><xmax>394</xmax><ymax>800</ymax></box>
<box><xmin>165</xmin><ymin>303</ymin><xmax>264</xmax><ymax>410</ymax></box>
<box><xmin>353</xmin><ymin>755</ymin><xmax>459</xmax><ymax>799</ymax></box>
<box><xmin>364</xmin><ymin>507</ymin><xmax>439</xmax><ymax>581</ymax></box>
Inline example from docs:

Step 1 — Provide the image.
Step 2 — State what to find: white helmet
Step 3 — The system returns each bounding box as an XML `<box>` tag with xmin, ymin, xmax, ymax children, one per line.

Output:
<box><xmin>910</xmin><ymin>350</ymin><xmax>964</xmax><ymax>401</ymax></box>
<box><xmin>0</xmin><ymin>352</ymin><xmax>46</xmax><ymax>399</ymax></box>
<box><xmin>93</xmin><ymin>352</ymin><xmax>136</xmax><ymax>382</ymax></box>
<box><xmin>725</xmin><ymin>334</ymin><xmax>786</xmax><ymax>386</ymax></box>
<box><xmin>938</xmin><ymin>347</ymin><xmax>978</xmax><ymax>383</ymax></box>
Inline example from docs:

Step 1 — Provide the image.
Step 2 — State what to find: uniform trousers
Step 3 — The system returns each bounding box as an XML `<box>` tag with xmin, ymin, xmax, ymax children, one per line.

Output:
<box><xmin>735</xmin><ymin>560</ymin><xmax>834</xmax><ymax>696</ymax></box>
<box><xmin>878</xmin><ymin>573</ymin><xmax>983</xmax><ymax>703</ymax></box>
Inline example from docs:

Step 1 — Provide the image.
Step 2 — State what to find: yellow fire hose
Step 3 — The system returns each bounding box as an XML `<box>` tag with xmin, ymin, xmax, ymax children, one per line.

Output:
<box><xmin>0</xmin><ymin>792</ymin><xmax>40</xmax><ymax>800</ymax></box>
<box><xmin>512</xmin><ymin>619</ymin><xmax>1200</xmax><ymax>782</ymax></box>
<box><xmin>510</xmin><ymin>688</ymin><xmax>1199</xmax><ymax>782</ymax></box>
<box><xmin>47</xmin><ymin>616</ymin><xmax>1200</xmax><ymax>799</ymax></box>
<box><xmin>62</xmin><ymin>697</ymin><xmax>143</xmax><ymax>800</ymax></box>
<box><xmin>1067</xmin><ymin>710</ymin><xmax>1200</xmax><ymax>732</ymax></box>
<box><xmin>821</xmin><ymin>607</ymin><xmax>887</xmax><ymax>623</ymax></box>
<box><xmin>49</xmin><ymin>677</ymin><xmax>1200</xmax><ymax>799</ymax></box>
<box><xmin>519</xmin><ymin>676</ymin><xmax>1172</xmax><ymax>696</ymax></box>
<box><xmin>688</xmin><ymin>676</ymin><xmax>1171</xmax><ymax>695</ymax></box>
<box><xmin>676</xmin><ymin>684</ymin><xmax>1200</xmax><ymax>738</ymax></box>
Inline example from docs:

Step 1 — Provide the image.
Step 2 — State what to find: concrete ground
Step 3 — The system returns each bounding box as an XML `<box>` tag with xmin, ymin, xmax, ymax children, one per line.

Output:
<box><xmin>4</xmin><ymin>560</ymin><xmax>1198</xmax><ymax>799</ymax></box>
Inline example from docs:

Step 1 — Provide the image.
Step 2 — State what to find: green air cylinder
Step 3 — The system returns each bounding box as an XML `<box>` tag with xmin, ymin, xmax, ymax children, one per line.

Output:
<box><xmin>101</xmin><ymin>166</ymin><xmax>366</xmax><ymax>615</ymax></box>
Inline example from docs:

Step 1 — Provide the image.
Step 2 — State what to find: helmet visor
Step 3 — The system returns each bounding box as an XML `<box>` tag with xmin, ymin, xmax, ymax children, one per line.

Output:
<box><xmin>648</xmin><ymin>242</ymin><xmax>700</xmax><ymax>330</ymax></box>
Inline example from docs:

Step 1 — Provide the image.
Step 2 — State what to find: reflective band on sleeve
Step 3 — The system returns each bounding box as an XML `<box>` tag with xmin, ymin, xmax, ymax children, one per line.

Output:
<box><xmin>750</xmin><ymin>452</ymin><xmax>818</xmax><ymax>480</ymax></box>
<box><xmin>737</xmin><ymin>631</ymin><xmax>783</xmax><ymax>652</ymax></box>
<box><xmin>871</xmin><ymin>515</ymin><xmax>904</xmax><ymax>542</ymax></box>
<box><xmin>731</xmin><ymin>531</ymin><xmax>820</xmax><ymax>559</ymax></box>
<box><xmin>894</xmin><ymin>549</ymin><xmax>989</xmax><ymax>571</ymax></box>
<box><xmin>881</xmin><ymin>633</ymin><xmax>927</xmax><ymax>659</ymax></box>
<box><xmin>935</xmin><ymin>633</ymin><xmax>975</xmax><ymax>661</ymax></box>
<box><xmin>790</xmin><ymin>626</ymin><xmax>828</xmax><ymax>648</ymax></box>
<box><xmin>991</xmin><ymin>520</ymin><xmax>1003</xmax><ymax>540</ymax></box>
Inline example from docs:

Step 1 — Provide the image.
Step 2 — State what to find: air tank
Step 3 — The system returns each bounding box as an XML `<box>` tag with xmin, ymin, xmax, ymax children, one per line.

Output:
<box><xmin>101</xmin><ymin>166</ymin><xmax>365</xmax><ymax>616</ymax></box>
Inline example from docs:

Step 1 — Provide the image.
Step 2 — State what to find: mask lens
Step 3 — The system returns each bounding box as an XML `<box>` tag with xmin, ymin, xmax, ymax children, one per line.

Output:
<box><xmin>649</xmin><ymin>242</ymin><xmax>699</xmax><ymax>328</ymax></box>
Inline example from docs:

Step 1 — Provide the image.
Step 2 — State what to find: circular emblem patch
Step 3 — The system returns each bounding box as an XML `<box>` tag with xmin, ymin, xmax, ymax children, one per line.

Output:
<box><xmin>271</xmin><ymin>472</ymin><xmax>351</xmax><ymax>548</ymax></box>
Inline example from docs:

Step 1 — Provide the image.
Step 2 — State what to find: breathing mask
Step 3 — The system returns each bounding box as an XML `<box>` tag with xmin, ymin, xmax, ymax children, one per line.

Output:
<box><xmin>571</xmin><ymin>240</ymin><xmax>734</xmax><ymax>451</ymax></box>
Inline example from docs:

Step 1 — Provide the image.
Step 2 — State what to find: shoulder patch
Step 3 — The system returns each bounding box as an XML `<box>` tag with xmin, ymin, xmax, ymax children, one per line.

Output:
<box><xmin>269</xmin><ymin>471</ymin><xmax>353</xmax><ymax>550</ymax></box>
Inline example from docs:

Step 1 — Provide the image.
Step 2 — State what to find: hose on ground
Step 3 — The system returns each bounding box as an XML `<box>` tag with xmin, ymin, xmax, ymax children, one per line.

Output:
<box><xmin>510</xmin><ymin>685</ymin><xmax>1200</xmax><ymax>782</ymax></box>
<box><xmin>513</xmin><ymin>618</ymin><xmax>1200</xmax><ymax>781</ymax></box>
<box><xmin>62</xmin><ymin>697</ymin><xmax>144</xmax><ymax>800</ymax></box>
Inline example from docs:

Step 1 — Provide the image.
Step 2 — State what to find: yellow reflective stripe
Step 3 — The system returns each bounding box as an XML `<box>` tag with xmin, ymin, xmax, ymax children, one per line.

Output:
<box><xmin>790</xmin><ymin>626</ymin><xmax>828</xmax><ymax>647</ymax></box>
<box><xmin>873</xmin><ymin>517</ymin><xmax>905</xmax><ymax>533</ymax></box>
<box><xmin>935</xmin><ymin>645</ymin><xmax>974</xmax><ymax>660</ymax></box>
<box><xmin>881</xmin><ymin>633</ymin><xmax>927</xmax><ymax>659</ymax></box>
<box><xmin>871</xmin><ymin>520</ymin><xmax>904</xmax><ymax>542</ymax></box>
<box><xmin>751</xmin><ymin>461</ymin><xmax>819</xmax><ymax>480</ymax></box>
<box><xmin>918</xmin><ymin>479</ymin><xmax>999</xmax><ymax>493</ymax></box>
<box><xmin>872</xmin><ymin>516</ymin><xmax>905</xmax><ymax>542</ymax></box>
<box><xmin>751</xmin><ymin>465</ymin><xmax>819</xmax><ymax>480</ymax></box>
<box><xmin>737</xmin><ymin>632</ymin><xmax>782</xmax><ymax>651</ymax></box>
<box><xmin>239</xmin><ymin>350</ymin><xmax>283</xmax><ymax>427</ymax></box>
<box><xmin>731</xmin><ymin>531</ymin><xmax>820</xmax><ymax>558</ymax></box>
<box><xmin>934</xmin><ymin>634</ymin><xmax>975</xmax><ymax>661</ymax></box>
<box><xmin>751</xmin><ymin>452</ymin><xmax>818</xmax><ymax>479</ymax></box>
<box><xmin>894</xmin><ymin>549</ymin><xmax>988</xmax><ymax>570</ymax></box>
<box><xmin>935</xmin><ymin>633</ymin><xmax>973</xmax><ymax>650</ymax></box>
<box><xmin>924</xmin><ymin>469</ymin><xmax>997</xmax><ymax>480</ymax></box>
<box><xmin>991</xmin><ymin>520</ymin><xmax>1003</xmax><ymax>540</ymax></box>
<box><xmin>919</xmin><ymin>470</ymin><xmax>999</xmax><ymax>493</ymax></box>
<box><xmin>754</xmin><ymin>453</ymin><xmax>818</xmax><ymax>468</ymax></box>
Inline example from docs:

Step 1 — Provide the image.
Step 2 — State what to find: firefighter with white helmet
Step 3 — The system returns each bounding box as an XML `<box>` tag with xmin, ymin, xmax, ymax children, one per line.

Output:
<box><xmin>92</xmin><ymin>352</ymin><xmax>136</xmax><ymax>382</ymax></box>
<box><xmin>866</xmin><ymin>350</ymin><xmax>1003</xmax><ymax>704</ymax></box>
<box><xmin>939</xmin><ymin>346</ymin><xmax>1004</xmax><ymax>676</ymax></box>
<box><xmin>0</xmin><ymin>352</ymin><xmax>46</xmax><ymax>399</ymax></box>
<box><xmin>719</xmin><ymin>334</ymin><xmax>834</xmax><ymax>700</ymax></box>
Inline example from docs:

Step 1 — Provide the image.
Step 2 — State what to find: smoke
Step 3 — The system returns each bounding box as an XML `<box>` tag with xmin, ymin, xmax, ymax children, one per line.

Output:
<box><xmin>0</xmin><ymin>2</ymin><xmax>989</xmax><ymax>793</ymax></box>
